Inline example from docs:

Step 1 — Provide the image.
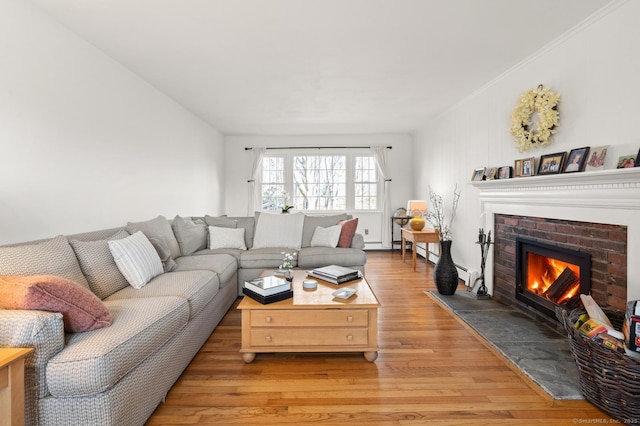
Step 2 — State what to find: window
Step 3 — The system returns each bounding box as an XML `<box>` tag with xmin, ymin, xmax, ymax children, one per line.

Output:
<box><xmin>259</xmin><ymin>151</ymin><xmax>379</xmax><ymax>212</ymax></box>
<box><xmin>260</xmin><ymin>157</ymin><xmax>284</xmax><ymax>211</ymax></box>
<box><xmin>354</xmin><ymin>156</ymin><xmax>378</xmax><ymax>209</ymax></box>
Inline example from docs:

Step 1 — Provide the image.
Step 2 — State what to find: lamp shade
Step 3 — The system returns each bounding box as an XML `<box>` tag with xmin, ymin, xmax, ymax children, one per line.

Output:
<box><xmin>406</xmin><ymin>200</ymin><xmax>427</xmax><ymax>217</ymax></box>
<box><xmin>406</xmin><ymin>200</ymin><xmax>427</xmax><ymax>231</ymax></box>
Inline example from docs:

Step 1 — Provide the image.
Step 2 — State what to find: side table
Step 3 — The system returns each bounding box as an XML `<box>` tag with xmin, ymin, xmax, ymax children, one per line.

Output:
<box><xmin>0</xmin><ymin>347</ymin><xmax>33</xmax><ymax>426</ymax></box>
<box><xmin>401</xmin><ymin>228</ymin><xmax>440</xmax><ymax>271</ymax></box>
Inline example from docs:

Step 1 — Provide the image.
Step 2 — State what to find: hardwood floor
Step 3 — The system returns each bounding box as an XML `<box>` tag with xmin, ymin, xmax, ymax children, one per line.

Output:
<box><xmin>147</xmin><ymin>251</ymin><xmax>609</xmax><ymax>425</ymax></box>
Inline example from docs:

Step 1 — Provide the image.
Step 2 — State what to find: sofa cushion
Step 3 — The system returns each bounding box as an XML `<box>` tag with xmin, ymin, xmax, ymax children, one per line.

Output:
<box><xmin>0</xmin><ymin>235</ymin><xmax>90</xmax><ymax>289</ymax></box>
<box><xmin>173</xmin><ymin>254</ymin><xmax>237</xmax><ymax>288</ymax></box>
<box><xmin>338</xmin><ymin>217</ymin><xmax>359</xmax><ymax>248</ymax></box>
<box><xmin>228</xmin><ymin>217</ymin><xmax>256</xmax><ymax>249</ymax></box>
<box><xmin>240</xmin><ymin>247</ymin><xmax>298</xmax><ymax>269</ymax></box>
<box><xmin>69</xmin><ymin>230</ymin><xmax>130</xmax><ymax>299</ymax></box>
<box><xmin>253</xmin><ymin>212</ymin><xmax>304</xmax><ymax>249</ymax></box>
<box><xmin>46</xmin><ymin>296</ymin><xmax>189</xmax><ymax>397</ymax></box>
<box><xmin>127</xmin><ymin>215</ymin><xmax>181</xmax><ymax>259</ymax></box>
<box><xmin>297</xmin><ymin>247</ymin><xmax>367</xmax><ymax>269</ymax></box>
<box><xmin>204</xmin><ymin>215</ymin><xmax>237</xmax><ymax>229</ymax></box>
<box><xmin>108</xmin><ymin>231</ymin><xmax>164</xmax><ymax>289</ymax></box>
<box><xmin>208</xmin><ymin>226</ymin><xmax>247</xmax><ymax>250</ymax></box>
<box><xmin>0</xmin><ymin>275</ymin><xmax>112</xmax><ymax>333</ymax></box>
<box><xmin>172</xmin><ymin>215</ymin><xmax>207</xmax><ymax>256</ymax></box>
<box><xmin>310</xmin><ymin>224</ymin><xmax>341</xmax><ymax>248</ymax></box>
<box><xmin>106</xmin><ymin>270</ymin><xmax>219</xmax><ymax>319</ymax></box>
<box><xmin>301</xmin><ymin>214</ymin><xmax>350</xmax><ymax>247</ymax></box>
<box><xmin>194</xmin><ymin>247</ymin><xmax>244</xmax><ymax>262</ymax></box>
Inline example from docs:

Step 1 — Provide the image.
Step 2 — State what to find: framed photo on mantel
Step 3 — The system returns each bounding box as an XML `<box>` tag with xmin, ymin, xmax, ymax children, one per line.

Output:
<box><xmin>585</xmin><ymin>145</ymin><xmax>608</xmax><ymax>171</ymax></box>
<box><xmin>514</xmin><ymin>157</ymin><xmax>534</xmax><ymax>177</ymax></box>
<box><xmin>471</xmin><ymin>167</ymin><xmax>485</xmax><ymax>182</ymax></box>
<box><xmin>538</xmin><ymin>152</ymin><xmax>566</xmax><ymax>175</ymax></box>
<box><xmin>563</xmin><ymin>147</ymin><xmax>590</xmax><ymax>173</ymax></box>
<box><xmin>497</xmin><ymin>166</ymin><xmax>512</xmax><ymax>179</ymax></box>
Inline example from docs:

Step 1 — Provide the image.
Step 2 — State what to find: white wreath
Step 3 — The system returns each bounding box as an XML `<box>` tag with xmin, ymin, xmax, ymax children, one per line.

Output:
<box><xmin>510</xmin><ymin>85</ymin><xmax>560</xmax><ymax>152</ymax></box>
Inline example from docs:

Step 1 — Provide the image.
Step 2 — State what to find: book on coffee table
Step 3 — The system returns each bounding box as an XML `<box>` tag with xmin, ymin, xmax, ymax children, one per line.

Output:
<box><xmin>307</xmin><ymin>265</ymin><xmax>361</xmax><ymax>284</ymax></box>
<box><xmin>242</xmin><ymin>287</ymin><xmax>293</xmax><ymax>304</ymax></box>
<box><xmin>244</xmin><ymin>275</ymin><xmax>290</xmax><ymax>296</ymax></box>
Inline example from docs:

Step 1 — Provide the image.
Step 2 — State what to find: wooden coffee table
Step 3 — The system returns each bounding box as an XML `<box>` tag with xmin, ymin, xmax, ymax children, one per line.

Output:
<box><xmin>238</xmin><ymin>270</ymin><xmax>380</xmax><ymax>363</ymax></box>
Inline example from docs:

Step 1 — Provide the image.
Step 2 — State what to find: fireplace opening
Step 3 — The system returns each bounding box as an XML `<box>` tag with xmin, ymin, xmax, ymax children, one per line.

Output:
<box><xmin>516</xmin><ymin>237</ymin><xmax>591</xmax><ymax>319</ymax></box>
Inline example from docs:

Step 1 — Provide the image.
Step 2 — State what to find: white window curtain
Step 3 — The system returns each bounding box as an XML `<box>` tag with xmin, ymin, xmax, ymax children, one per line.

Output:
<box><xmin>247</xmin><ymin>148</ymin><xmax>266</xmax><ymax>215</ymax></box>
<box><xmin>370</xmin><ymin>146</ymin><xmax>391</xmax><ymax>247</ymax></box>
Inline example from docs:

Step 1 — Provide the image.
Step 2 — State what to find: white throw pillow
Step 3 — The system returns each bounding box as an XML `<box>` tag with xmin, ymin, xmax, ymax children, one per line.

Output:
<box><xmin>252</xmin><ymin>212</ymin><xmax>305</xmax><ymax>249</ymax></box>
<box><xmin>108</xmin><ymin>231</ymin><xmax>164</xmax><ymax>289</ymax></box>
<box><xmin>209</xmin><ymin>226</ymin><xmax>247</xmax><ymax>250</ymax></box>
<box><xmin>310</xmin><ymin>225</ymin><xmax>342</xmax><ymax>248</ymax></box>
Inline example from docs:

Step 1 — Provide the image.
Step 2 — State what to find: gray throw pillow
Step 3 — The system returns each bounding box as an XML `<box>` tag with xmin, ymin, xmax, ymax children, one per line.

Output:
<box><xmin>69</xmin><ymin>229</ymin><xmax>130</xmax><ymax>300</ymax></box>
<box><xmin>149</xmin><ymin>237</ymin><xmax>178</xmax><ymax>272</ymax></box>
<box><xmin>127</xmin><ymin>215</ymin><xmax>181</xmax><ymax>259</ymax></box>
<box><xmin>171</xmin><ymin>215</ymin><xmax>207</xmax><ymax>256</ymax></box>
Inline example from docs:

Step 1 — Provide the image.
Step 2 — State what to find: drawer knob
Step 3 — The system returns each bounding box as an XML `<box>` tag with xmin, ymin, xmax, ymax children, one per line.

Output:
<box><xmin>265</xmin><ymin>316</ymin><xmax>272</xmax><ymax>323</ymax></box>
<box><xmin>347</xmin><ymin>316</ymin><xmax>354</xmax><ymax>322</ymax></box>
<box><xmin>347</xmin><ymin>335</ymin><xmax>353</xmax><ymax>342</ymax></box>
<box><xmin>265</xmin><ymin>336</ymin><xmax>272</xmax><ymax>343</ymax></box>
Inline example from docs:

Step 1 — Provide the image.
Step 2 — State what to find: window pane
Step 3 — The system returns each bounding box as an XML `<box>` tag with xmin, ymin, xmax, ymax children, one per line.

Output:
<box><xmin>261</xmin><ymin>157</ymin><xmax>284</xmax><ymax>211</ymax></box>
<box><xmin>354</xmin><ymin>156</ymin><xmax>377</xmax><ymax>210</ymax></box>
<box><xmin>293</xmin><ymin>155</ymin><xmax>346</xmax><ymax>210</ymax></box>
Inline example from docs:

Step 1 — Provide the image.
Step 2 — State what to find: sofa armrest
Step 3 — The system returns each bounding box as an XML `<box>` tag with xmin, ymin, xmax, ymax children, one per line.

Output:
<box><xmin>351</xmin><ymin>233</ymin><xmax>365</xmax><ymax>249</ymax></box>
<box><xmin>0</xmin><ymin>309</ymin><xmax>65</xmax><ymax>398</ymax></box>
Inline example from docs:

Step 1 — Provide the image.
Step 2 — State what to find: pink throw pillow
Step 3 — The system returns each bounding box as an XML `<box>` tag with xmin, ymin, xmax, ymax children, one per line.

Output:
<box><xmin>337</xmin><ymin>218</ymin><xmax>359</xmax><ymax>248</ymax></box>
<box><xmin>0</xmin><ymin>275</ymin><xmax>112</xmax><ymax>332</ymax></box>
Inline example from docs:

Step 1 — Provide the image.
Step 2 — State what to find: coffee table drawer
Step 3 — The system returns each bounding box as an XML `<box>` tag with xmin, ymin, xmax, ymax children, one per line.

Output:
<box><xmin>250</xmin><ymin>309</ymin><xmax>368</xmax><ymax>327</ymax></box>
<box><xmin>250</xmin><ymin>328</ymin><xmax>369</xmax><ymax>346</ymax></box>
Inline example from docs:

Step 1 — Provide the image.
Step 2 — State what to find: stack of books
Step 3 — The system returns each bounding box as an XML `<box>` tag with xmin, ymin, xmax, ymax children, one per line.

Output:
<box><xmin>242</xmin><ymin>275</ymin><xmax>293</xmax><ymax>304</ymax></box>
<box><xmin>307</xmin><ymin>265</ymin><xmax>361</xmax><ymax>285</ymax></box>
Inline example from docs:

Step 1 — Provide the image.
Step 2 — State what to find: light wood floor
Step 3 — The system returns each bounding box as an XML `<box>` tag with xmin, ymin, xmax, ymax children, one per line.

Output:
<box><xmin>147</xmin><ymin>251</ymin><xmax>608</xmax><ymax>425</ymax></box>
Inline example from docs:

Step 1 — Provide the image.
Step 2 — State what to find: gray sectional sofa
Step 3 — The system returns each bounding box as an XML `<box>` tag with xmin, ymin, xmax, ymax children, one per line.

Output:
<box><xmin>0</xmin><ymin>212</ymin><xmax>366</xmax><ymax>425</ymax></box>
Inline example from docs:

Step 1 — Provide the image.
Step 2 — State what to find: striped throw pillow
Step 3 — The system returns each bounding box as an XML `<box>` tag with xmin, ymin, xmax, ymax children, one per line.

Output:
<box><xmin>108</xmin><ymin>231</ymin><xmax>164</xmax><ymax>289</ymax></box>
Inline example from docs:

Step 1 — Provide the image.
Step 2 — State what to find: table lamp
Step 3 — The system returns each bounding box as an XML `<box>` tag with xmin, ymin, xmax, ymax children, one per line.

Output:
<box><xmin>406</xmin><ymin>200</ymin><xmax>427</xmax><ymax>231</ymax></box>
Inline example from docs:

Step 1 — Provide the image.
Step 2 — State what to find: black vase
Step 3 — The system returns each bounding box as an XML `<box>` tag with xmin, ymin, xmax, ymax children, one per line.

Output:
<box><xmin>434</xmin><ymin>240</ymin><xmax>459</xmax><ymax>295</ymax></box>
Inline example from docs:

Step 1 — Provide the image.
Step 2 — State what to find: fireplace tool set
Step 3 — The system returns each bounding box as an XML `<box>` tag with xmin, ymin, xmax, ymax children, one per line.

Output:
<box><xmin>470</xmin><ymin>228</ymin><xmax>492</xmax><ymax>299</ymax></box>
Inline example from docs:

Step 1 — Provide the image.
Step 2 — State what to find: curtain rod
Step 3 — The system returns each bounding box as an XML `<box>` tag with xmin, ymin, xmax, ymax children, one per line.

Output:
<box><xmin>245</xmin><ymin>146</ymin><xmax>392</xmax><ymax>150</ymax></box>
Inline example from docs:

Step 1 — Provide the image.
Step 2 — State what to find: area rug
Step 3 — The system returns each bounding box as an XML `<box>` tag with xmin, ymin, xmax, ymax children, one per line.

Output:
<box><xmin>426</xmin><ymin>289</ymin><xmax>583</xmax><ymax>400</ymax></box>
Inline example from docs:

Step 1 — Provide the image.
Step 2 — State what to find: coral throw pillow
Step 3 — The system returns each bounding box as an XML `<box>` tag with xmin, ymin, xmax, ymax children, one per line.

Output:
<box><xmin>338</xmin><ymin>218</ymin><xmax>359</xmax><ymax>248</ymax></box>
<box><xmin>0</xmin><ymin>275</ymin><xmax>112</xmax><ymax>332</ymax></box>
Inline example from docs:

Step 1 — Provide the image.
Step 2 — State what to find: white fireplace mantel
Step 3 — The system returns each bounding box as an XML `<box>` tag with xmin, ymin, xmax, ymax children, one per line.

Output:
<box><xmin>471</xmin><ymin>168</ymin><xmax>640</xmax><ymax>301</ymax></box>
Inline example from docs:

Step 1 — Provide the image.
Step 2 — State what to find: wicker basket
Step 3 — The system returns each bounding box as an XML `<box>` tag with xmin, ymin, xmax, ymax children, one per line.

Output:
<box><xmin>556</xmin><ymin>306</ymin><xmax>640</xmax><ymax>422</ymax></box>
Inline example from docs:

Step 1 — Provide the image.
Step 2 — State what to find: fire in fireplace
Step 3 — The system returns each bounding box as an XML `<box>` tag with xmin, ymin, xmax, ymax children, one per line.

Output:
<box><xmin>515</xmin><ymin>237</ymin><xmax>591</xmax><ymax>319</ymax></box>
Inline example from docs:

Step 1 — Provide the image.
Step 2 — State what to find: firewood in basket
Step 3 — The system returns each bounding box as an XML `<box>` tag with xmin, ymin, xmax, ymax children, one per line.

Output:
<box><xmin>544</xmin><ymin>267</ymin><xmax>579</xmax><ymax>302</ymax></box>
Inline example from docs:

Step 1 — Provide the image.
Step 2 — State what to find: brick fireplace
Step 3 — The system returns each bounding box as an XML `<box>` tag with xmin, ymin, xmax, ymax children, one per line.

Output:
<box><xmin>493</xmin><ymin>214</ymin><xmax>627</xmax><ymax>325</ymax></box>
<box><xmin>472</xmin><ymin>168</ymin><xmax>640</xmax><ymax>327</ymax></box>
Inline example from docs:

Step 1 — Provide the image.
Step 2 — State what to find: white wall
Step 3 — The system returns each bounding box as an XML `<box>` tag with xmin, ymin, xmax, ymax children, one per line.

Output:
<box><xmin>413</xmin><ymin>0</ymin><xmax>640</xmax><ymax>283</ymax></box>
<box><xmin>0</xmin><ymin>0</ymin><xmax>226</xmax><ymax>244</ymax></box>
<box><xmin>225</xmin><ymin>134</ymin><xmax>413</xmax><ymax>246</ymax></box>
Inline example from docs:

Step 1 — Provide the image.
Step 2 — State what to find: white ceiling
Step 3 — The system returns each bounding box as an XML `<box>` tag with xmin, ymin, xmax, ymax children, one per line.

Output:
<box><xmin>32</xmin><ymin>0</ymin><xmax>612</xmax><ymax>135</ymax></box>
